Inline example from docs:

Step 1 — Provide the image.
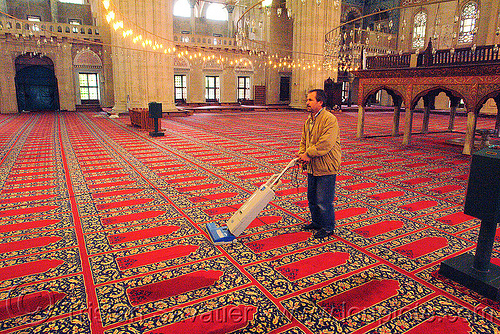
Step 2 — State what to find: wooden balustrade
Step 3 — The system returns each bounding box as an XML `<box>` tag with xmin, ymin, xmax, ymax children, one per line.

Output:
<box><xmin>366</xmin><ymin>53</ymin><xmax>411</xmax><ymax>69</ymax></box>
<box><xmin>365</xmin><ymin>42</ymin><xmax>500</xmax><ymax>70</ymax></box>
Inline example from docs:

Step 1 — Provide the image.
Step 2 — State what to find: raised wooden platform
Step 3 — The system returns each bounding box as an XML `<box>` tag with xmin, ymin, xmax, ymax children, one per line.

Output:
<box><xmin>129</xmin><ymin>108</ymin><xmax>159</xmax><ymax>131</ymax></box>
<box><xmin>176</xmin><ymin>104</ymin><xmax>293</xmax><ymax>114</ymax></box>
<box><xmin>76</xmin><ymin>104</ymin><xmax>101</xmax><ymax>112</ymax></box>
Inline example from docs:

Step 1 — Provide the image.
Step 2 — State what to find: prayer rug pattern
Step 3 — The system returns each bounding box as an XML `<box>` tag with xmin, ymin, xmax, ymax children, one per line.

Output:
<box><xmin>0</xmin><ymin>111</ymin><xmax>498</xmax><ymax>333</ymax></box>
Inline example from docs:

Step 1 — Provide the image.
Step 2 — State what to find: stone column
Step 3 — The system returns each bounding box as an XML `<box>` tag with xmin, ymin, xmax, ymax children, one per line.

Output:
<box><xmin>356</xmin><ymin>105</ymin><xmax>365</xmax><ymax>138</ymax></box>
<box><xmin>286</xmin><ymin>0</ymin><xmax>340</xmax><ymax>109</ymax></box>
<box><xmin>462</xmin><ymin>110</ymin><xmax>477</xmax><ymax>155</ymax></box>
<box><xmin>265</xmin><ymin>2</ymin><xmax>293</xmax><ymax>105</ymax></box>
<box><xmin>86</xmin><ymin>0</ymin><xmax>113</xmax><ymax>107</ymax></box>
<box><xmin>226</xmin><ymin>4</ymin><xmax>235</xmax><ymax>38</ymax></box>
<box><xmin>54</xmin><ymin>40</ymin><xmax>74</xmax><ymax>111</ymax></box>
<box><xmin>109</xmin><ymin>0</ymin><xmax>176</xmax><ymax>114</ymax></box>
<box><xmin>188</xmin><ymin>0</ymin><xmax>197</xmax><ymax>34</ymax></box>
<box><xmin>49</xmin><ymin>0</ymin><xmax>58</xmax><ymax>23</ymax></box>
<box><xmin>0</xmin><ymin>0</ymin><xmax>7</xmax><ymax>14</ymax></box>
<box><xmin>87</xmin><ymin>0</ymin><xmax>108</xmax><ymax>26</ymax></box>
<box><xmin>0</xmin><ymin>39</ymin><xmax>18</xmax><ymax>113</ymax></box>
<box><xmin>403</xmin><ymin>108</ymin><xmax>414</xmax><ymax>145</ymax></box>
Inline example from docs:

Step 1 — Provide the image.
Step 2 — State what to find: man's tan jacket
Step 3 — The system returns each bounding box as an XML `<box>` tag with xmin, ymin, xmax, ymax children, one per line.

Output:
<box><xmin>299</xmin><ymin>108</ymin><xmax>341</xmax><ymax>176</ymax></box>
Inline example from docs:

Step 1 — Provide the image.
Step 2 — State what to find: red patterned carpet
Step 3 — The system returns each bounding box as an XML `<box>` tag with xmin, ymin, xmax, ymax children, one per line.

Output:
<box><xmin>0</xmin><ymin>110</ymin><xmax>499</xmax><ymax>333</ymax></box>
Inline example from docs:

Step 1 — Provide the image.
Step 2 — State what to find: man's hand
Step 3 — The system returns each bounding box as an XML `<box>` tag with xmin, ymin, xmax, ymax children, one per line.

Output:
<box><xmin>297</xmin><ymin>152</ymin><xmax>311</xmax><ymax>163</ymax></box>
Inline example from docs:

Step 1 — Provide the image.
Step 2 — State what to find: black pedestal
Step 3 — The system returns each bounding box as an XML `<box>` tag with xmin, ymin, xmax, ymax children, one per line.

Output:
<box><xmin>439</xmin><ymin>252</ymin><xmax>500</xmax><ymax>301</ymax></box>
<box><xmin>149</xmin><ymin>131</ymin><xmax>164</xmax><ymax>137</ymax></box>
<box><xmin>149</xmin><ymin>118</ymin><xmax>164</xmax><ymax>137</ymax></box>
<box><xmin>440</xmin><ymin>147</ymin><xmax>500</xmax><ymax>301</ymax></box>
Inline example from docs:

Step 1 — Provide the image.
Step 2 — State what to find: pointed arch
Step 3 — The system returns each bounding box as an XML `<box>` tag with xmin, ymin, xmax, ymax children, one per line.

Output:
<box><xmin>342</xmin><ymin>7</ymin><xmax>362</xmax><ymax>24</ymax></box>
<box><xmin>362</xmin><ymin>86</ymin><xmax>405</xmax><ymax>108</ymax></box>
<box><xmin>410</xmin><ymin>86</ymin><xmax>467</xmax><ymax>111</ymax></box>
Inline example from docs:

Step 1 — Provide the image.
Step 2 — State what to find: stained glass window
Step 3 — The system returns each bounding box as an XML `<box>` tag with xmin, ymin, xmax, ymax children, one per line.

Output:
<box><xmin>412</xmin><ymin>11</ymin><xmax>427</xmax><ymax>49</ymax></box>
<box><xmin>458</xmin><ymin>2</ymin><xmax>478</xmax><ymax>44</ymax></box>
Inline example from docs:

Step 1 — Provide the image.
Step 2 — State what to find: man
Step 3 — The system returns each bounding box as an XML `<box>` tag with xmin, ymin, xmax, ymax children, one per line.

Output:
<box><xmin>297</xmin><ymin>89</ymin><xmax>341</xmax><ymax>239</ymax></box>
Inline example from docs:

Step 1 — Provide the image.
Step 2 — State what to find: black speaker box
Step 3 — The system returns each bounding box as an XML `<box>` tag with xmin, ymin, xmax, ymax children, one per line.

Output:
<box><xmin>148</xmin><ymin>102</ymin><xmax>162</xmax><ymax>118</ymax></box>
<box><xmin>464</xmin><ymin>147</ymin><xmax>500</xmax><ymax>222</ymax></box>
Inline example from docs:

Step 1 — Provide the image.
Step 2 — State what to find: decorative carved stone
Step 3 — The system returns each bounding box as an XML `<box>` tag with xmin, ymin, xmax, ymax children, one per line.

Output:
<box><xmin>235</xmin><ymin>58</ymin><xmax>253</xmax><ymax>72</ymax></box>
<box><xmin>202</xmin><ymin>58</ymin><xmax>223</xmax><ymax>71</ymax></box>
<box><xmin>73</xmin><ymin>49</ymin><xmax>102</xmax><ymax>68</ymax></box>
<box><xmin>174</xmin><ymin>55</ymin><xmax>190</xmax><ymax>70</ymax></box>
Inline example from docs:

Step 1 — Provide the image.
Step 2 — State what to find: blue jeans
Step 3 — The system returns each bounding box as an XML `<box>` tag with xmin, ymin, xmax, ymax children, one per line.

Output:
<box><xmin>307</xmin><ymin>173</ymin><xmax>336</xmax><ymax>231</ymax></box>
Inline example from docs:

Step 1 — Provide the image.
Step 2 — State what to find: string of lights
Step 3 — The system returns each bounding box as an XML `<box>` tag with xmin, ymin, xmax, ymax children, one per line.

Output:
<box><xmin>101</xmin><ymin>0</ymin><xmax>324</xmax><ymax>71</ymax></box>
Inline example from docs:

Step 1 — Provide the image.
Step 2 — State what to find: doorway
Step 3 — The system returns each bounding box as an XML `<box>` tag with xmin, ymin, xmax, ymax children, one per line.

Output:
<box><xmin>279</xmin><ymin>76</ymin><xmax>290</xmax><ymax>102</ymax></box>
<box><xmin>15</xmin><ymin>55</ymin><xmax>60</xmax><ymax>112</ymax></box>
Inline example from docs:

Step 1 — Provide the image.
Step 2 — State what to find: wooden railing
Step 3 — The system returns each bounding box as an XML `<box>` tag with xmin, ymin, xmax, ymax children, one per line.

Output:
<box><xmin>367</xmin><ymin>53</ymin><xmax>411</xmax><ymax>69</ymax></box>
<box><xmin>366</xmin><ymin>42</ymin><xmax>500</xmax><ymax>70</ymax></box>
<box><xmin>431</xmin><ymin>44</ymin><xmax>500</xmax><ymax>66</ymax></box>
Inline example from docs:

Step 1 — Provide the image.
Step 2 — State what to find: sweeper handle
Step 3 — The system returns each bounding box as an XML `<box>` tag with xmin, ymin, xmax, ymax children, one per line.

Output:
<box><xmin>269</xmin><ymin>158</ymin><xmax>299</xmax><ymax>188</ymax></box>
<box><xmin>207</xmin><ymin>157</ymin><xmax>300</xmax><ymax>244</ymax></box>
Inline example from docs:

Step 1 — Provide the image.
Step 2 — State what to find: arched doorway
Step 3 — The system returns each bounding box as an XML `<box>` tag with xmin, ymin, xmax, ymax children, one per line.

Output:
<box><xmin>15</xmin><ymin>54</ymin><xmax>60</xmax><ymax>112</ymax></box>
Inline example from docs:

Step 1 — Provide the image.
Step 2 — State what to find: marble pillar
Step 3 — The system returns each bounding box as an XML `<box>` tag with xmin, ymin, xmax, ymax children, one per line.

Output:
<box><xmin>286</xmin><ymin>0</ymin><xmax>340</xmax><ymax>109</ymax></box>
<box><xmin>188</xmin><ymin>0</ymin><xmax>196</xmax><ymax>34</ymax></box>
<box><xmin>109</xmin><ymin>0</ymin><xmax>176</xmax><ymax>114</ymax></box>
<box><xmin>226</xmin><ymin>4</ymin><xmax>235</xmax><ymax>38</ymax></box>
<box><xmin>0</xmin><ymin>40</ymin><xmax>17</xmax><ymax>113</ymax></box>
<box><xmin>49</xmin><ymin>0</ymin><xmax>58</xmax><ymax>23</ymax></box>
<box><xmin>53</xmin><ymin>41</ymin><xmax>75</xmax><ymax>111</ymax></box>
<box><xmin>0</xmin><ymin>0</ymin><xmax>7</xmax><ymax>14</ymax></box>
<box><xmin>494</xmin><ymin>96</ymin><xmax>500</xmax><ymax>136</ymax></box>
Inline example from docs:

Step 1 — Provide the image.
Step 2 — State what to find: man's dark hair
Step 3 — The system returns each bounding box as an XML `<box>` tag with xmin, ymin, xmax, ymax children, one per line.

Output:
<box><xmin>308</xmin><ymin>89</ymin><xmax>326</xmax><ymax>104</ymax></box>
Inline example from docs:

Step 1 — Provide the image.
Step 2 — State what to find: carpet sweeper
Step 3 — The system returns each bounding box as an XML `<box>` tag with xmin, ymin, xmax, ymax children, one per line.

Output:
<box><xmin>207</xmin><ymin>158</ymin><xmax>299</xmax><ymax>245</ymax></box>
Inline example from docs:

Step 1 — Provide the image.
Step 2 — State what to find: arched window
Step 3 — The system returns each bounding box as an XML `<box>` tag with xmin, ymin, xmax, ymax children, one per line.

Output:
<box><xmin>458</xmin><ymin>1</ymin><xmax>478</xmax><ymax>44</ymax></box>
<box><xmin>412</xmin><ymin>11</ymin><xmax>427</xmax><ymax>49</ymax></box>
<box><xmin>173</xmin><ymin>0</ymin><xmax>191</xmax><ymax>18</ymax></box>
<box><xmin>206</xmin><ymin>3</ymin><xmax>228</xmax><ymax>21</ymax></box>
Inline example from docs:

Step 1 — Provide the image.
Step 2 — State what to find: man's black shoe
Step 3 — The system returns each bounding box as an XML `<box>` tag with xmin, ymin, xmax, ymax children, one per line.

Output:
<box><xmin>314</xmin><ymin>229</ymin><xmax>334</xmax><ymax>239</ymax></box>
<box><xmin>303</xmin><ymin>223</ymin><xmax>320</xmax><ymax>230</ymax></box>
